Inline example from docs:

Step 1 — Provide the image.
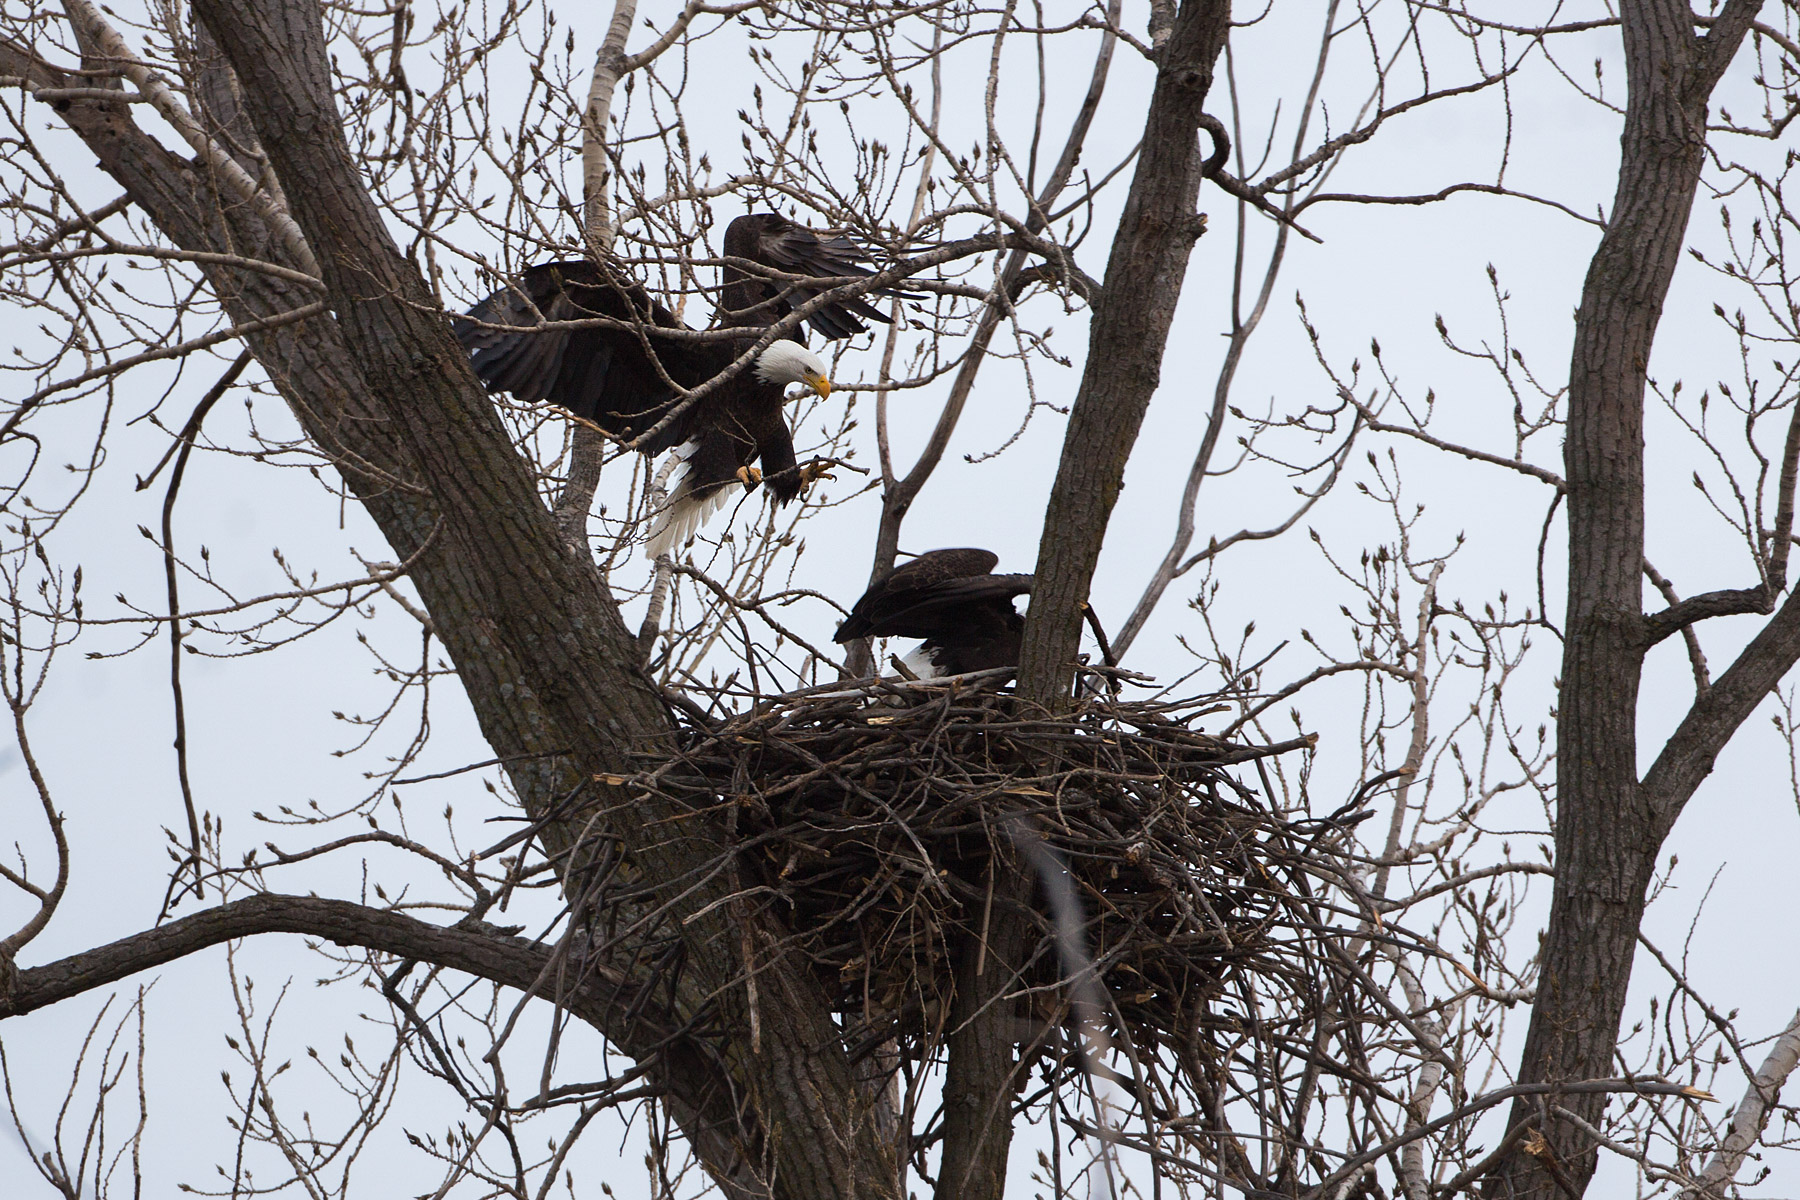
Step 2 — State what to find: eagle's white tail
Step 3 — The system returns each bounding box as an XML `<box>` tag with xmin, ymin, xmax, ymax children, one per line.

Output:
<box><xmin>643</xmin><ymin>444</ymin><xmax>736</xmax><ymax>559</ymax></box>
<box><xmin>899</xmin><ymin>644</ymin><xmax>947</xmax><ymax>680</ymax></box>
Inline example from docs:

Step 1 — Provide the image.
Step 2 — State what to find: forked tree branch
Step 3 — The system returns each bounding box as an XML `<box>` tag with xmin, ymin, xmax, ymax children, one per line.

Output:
<box><xmin>57</xmin><ymin>0</ymin><xmax>317</xmax><ymax>276</ymax></box>
<box><xmin>1694</xmin><ymin>0</ymin><xmax>1770</xmax><ymax>95</ymax></box>
<box><xmin>1642</xmin><ymin>568</ymin><xmax>1800</xmax><ymax>833</ymax></box>
<box><xmin>1638</xmin><ymin>394</ymin><xmax>1800</xmax><ymax>650</ymax></box>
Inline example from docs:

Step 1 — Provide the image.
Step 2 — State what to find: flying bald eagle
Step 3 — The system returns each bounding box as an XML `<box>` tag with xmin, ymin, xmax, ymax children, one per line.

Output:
<box><xmin>835</xmin><ymin>548</ymin><xmax>1034</xmax><ymax>678</ymax></box>
<box><xmin>453</xmin><ymin>213</ymin><xmax>897</xmax><ymax>556</ymax></box>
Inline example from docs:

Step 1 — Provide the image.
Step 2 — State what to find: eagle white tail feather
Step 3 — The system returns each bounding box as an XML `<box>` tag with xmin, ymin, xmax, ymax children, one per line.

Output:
<box><xmin>643</xmin><ymin>488</ymin><xmax>733</xmax><ymax>559</ymax></box>
<box><xmin>644</xmin><ymin>447</ymin><xmax>737</xmax><ymax>559</ymax></box>
<box><xmin>899</xmin><ymin>644</ymin><xmax>946</xmax><ymax>680</ymax></box>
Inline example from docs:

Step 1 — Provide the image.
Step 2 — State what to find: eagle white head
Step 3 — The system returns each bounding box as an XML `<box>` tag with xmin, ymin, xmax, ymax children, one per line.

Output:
<box><xmin>754</xmin><ymin>341</ymin><xmax>832</xmax><ymax>399</ymax></box>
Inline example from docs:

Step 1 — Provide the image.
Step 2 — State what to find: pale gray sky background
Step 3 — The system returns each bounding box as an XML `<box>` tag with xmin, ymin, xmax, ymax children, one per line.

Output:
<box><xmin>3</xmin><ymin>3</ymin><xmax>1797</xmax><ymax>1196</ymax></box>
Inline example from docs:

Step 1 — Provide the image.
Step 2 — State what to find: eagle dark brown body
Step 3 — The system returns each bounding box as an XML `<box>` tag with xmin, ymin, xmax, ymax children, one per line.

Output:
<box><xmin>454</xmin><ymin>214</ymin><xmax>898</xmax><ymax>553</ymax></box>
<box><xmin>836</xmin><ymin>548</ymin><xmax>1034</xmax><ymax>678</ymax></box>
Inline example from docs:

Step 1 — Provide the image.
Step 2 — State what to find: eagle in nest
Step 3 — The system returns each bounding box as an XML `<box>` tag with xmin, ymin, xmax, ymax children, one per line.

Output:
<box><xmin>454</xmin><ymin>214</ymin><xmax>900</xmax><ymax>556</ymax></box>
<box><xmin>835</xmin><ymin>548</ymin><xmax>1034</xmax><ymax>678</ymax></box>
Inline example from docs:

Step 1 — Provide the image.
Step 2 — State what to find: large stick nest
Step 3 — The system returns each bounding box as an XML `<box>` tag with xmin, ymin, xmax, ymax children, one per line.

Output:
<box><xmin>627</xmin><ymin>675</ymin><xmax>1369</xmax><ymax>1084</ymax></box>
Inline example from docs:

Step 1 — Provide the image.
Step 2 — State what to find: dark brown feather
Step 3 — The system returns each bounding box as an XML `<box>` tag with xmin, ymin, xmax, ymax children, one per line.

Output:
<box><xmin>455</xmin><ymin>214</ymin><xmax>907</xmax><ymax>528</ymax></box>
<box><xmin>720</xmin><ymin>213</ymin><xmax>898</xmax><ymax>339</ymax></box>
<box><xmin>835</xmin><ymin>548</ymin><xmax>1031</xmax><ymax>654</ymax></box>
<box><xmin>453</xmin><ymin>260</ymin><xmax>708</xmax><ymax>454</ymax></box>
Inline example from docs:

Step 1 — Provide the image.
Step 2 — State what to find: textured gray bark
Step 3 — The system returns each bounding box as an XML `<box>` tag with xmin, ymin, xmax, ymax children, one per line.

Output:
<box><xmin>180</xmin><ymin>0</ymin><xmax>902</xmax><ymax>1191</ymax></box>
<box><xmin>1491</xmin><ymin>3</ymin><xmax>1767</xmax><ymax>1197</ymax></box>
<box><xmin>1015</xmin><ymin>0</ymin><xmax>1231</xmax><ymax>706</ymax></box>
<box><xmin>933</xmin><ymin>862</ymin><xmax>1038</xmax><ymax>1200</ymax></box>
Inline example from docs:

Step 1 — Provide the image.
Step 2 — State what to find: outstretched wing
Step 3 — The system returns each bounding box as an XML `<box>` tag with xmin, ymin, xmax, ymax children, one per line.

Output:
<box><xmin>721</xmin><ymin>213</ymin><xmax>904</xmax><ymax>340</ymax></box>
<box><xmin>836</xmin><ymin>548</ymin><xmax>1011</xmax><ymax>641</ymax></box>
<box><xmin>453</xmin><ymin>260</ymin><xmax>710</xmax><ymax>454</ymax></box>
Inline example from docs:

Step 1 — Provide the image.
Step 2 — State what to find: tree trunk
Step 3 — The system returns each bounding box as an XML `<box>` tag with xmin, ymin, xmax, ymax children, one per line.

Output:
<box><xmin>1492</xmin><ymin>4</ymin><xmax>1761</xmax><ymax>1196</ymax></box>
<box><xmin>30</xmin><ymin>0</ymin><xmax>908</xmax><ymax>1190</ymax></box>
<box><xmin>931</xmin><ymin>6</ymin><xmax>1231</xmax><ymax>1200</ymax></box>
<box><xmin>934</xmin><ymin>860</ymin><xmax>1037</xmax><ymax>1200</ymax></box>
<box><xmin>1016</xmin><ymin>0</ymin><xmax>1231</xmax><ymax>705</ymax></box>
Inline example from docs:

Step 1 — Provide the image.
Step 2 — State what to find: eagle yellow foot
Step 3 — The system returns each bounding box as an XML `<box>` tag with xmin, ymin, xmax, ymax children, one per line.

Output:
<box><xmin>735</xmin><ymin>465</ymin><xmax>763</xmax><ymax>488</ymax></box>
<box><xmin>798</xmin><ymin>459</ymin><xmax>838</xmax><ymax>488</ymax></box>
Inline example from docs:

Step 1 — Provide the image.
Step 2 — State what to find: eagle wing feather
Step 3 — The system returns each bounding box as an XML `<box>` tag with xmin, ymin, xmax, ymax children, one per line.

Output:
<box><xmin>723</xmin><ymin>214</ymin><xmax>901</xmax><ymax>339</ymax></box>
<box><xmin>454</xmin><ymin>261</ymin><xmax>711</xmax><ymax>452</ymax></box>
<box><xmin>835</xmin><ymin>549</ymin><xmax>1021</xmax><ymax>642</ymax></box>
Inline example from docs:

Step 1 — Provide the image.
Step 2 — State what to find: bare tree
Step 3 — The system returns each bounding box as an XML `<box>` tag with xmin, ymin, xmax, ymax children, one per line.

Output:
<box><xmin>3</xmin><ymin>1</ymin><xmax>1800</xmax><ymax>1199</ymax></box>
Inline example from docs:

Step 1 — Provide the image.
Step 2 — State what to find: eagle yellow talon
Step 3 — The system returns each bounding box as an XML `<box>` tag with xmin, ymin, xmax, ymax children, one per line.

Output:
<box><xmin>736</xmin><ymin>465</ymin><xmax>763</xmax><ymax>488</ymax></box>
<box><xmin>799</xmin><ymin>460</ymin><xmax>838</xmax><ymax>488</ymax></box>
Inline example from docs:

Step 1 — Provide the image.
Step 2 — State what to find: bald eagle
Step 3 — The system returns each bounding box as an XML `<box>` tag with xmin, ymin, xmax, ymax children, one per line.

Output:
<box><xmin>454</xmin><ymin>214</ymin><xmax>896</xmax><ymax>556</ymax></box>
<box><xmin>835</xmin><ymin>548</ymin><xmax>1034</xmax><ymax>678</ymax></box>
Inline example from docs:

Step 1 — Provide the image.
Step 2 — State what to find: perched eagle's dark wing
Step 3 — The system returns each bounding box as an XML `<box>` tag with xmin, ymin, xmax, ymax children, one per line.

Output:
<box><xmin>836</xmin><ymin>549</ymin><xmax>1033</xmax><ymax>678</ymax></box>
<box><xmin>721</xmin><ymin>213</ymin><xmax>901</xmax><ymax>340</ymax></box>
<box><xmin>844</xmin><ymin>574</ymin><xmax>1034</xmax><ymax>642</ymax></box>
<box><xmin>878</xmin><ymin>547</ymin><xmax>1001</xmax><ymax>592</ymax></box>
<box><xmin>454</xmin><ymin>260</ymin><xmax>713</xmax><ymax>454</ymax></box>
<box><xmin>834</xmin><ymin>548</ymin><xmax>1006</xmax><ymax>641</ymax></box>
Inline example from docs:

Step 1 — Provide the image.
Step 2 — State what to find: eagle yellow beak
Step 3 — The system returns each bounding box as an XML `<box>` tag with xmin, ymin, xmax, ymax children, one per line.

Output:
<box><xmin>806</xmin><ymin>371</ymin><xmax>832</xmax><ymax>400</ymax></box>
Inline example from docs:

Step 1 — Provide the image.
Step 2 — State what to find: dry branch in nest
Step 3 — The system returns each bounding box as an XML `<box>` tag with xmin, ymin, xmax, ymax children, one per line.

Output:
<box><xmin>579</xmin><ymin>675</ymin><xmax>1426</xmax><ymax>1182</ymax></box>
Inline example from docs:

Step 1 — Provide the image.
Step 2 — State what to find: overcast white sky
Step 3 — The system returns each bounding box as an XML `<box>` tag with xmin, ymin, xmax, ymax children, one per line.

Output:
<box><xmin>3</xmin><ymin>2</ymin><xmax>1798</xmax><ymax>1196</ymax></box>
